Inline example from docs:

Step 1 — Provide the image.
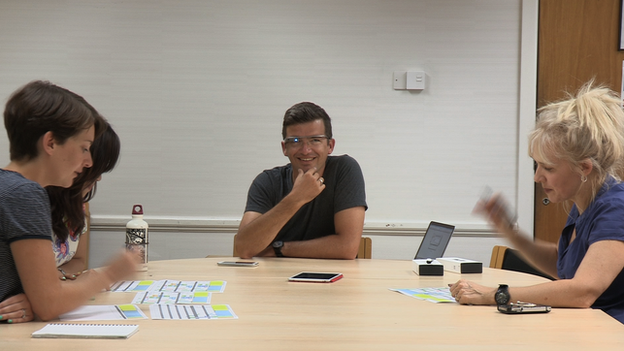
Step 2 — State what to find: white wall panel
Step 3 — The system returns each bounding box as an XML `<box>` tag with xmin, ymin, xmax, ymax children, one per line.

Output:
<box><xmin>0</xmin><ymin>0</ymin><xmax>538</xmax><ymax>264</ymax></box>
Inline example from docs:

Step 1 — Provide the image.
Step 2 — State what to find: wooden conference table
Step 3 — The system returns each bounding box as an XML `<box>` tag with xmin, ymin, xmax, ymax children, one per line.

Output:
<box><xmin>2</xmin><ymin>257</ymin><xmax>624</xmax><ymax>350</ymax></box>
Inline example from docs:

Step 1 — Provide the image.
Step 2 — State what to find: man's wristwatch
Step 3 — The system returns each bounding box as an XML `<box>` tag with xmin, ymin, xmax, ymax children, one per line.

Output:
<box><xmin>495</xmin><ymin>284</ymin><xmax>511</xmax><ymax>305</ymax></box>
<box><xmin>272</xmin><ymin>241</ymin><xmax>284</xmax><ymax>257</ymax></box>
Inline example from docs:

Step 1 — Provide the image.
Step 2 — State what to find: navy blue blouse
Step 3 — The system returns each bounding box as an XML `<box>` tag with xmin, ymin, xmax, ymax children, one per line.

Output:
<box><xmin>558</xmin><ymin>176</ymin><xmax>624</xmax><ymax>324</ymax></box>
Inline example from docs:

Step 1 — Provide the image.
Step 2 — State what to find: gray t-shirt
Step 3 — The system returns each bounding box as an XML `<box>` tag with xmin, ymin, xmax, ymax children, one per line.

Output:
<box><xmin>0</xmin><ymin>169</ymin><xmax>52</xmax><ymax>302</ymax></box>
<box><xmin>245</xmin><ymin>155</ymin><xmax>367</xmax><ymax>242</ymax></box>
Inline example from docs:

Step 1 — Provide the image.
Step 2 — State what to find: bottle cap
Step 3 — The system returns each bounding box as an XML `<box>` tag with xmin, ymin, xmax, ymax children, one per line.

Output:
<box><xmin>132</xmin><ymin>204</ymin><xmax>144</xmax><ymax>215</ymax></box>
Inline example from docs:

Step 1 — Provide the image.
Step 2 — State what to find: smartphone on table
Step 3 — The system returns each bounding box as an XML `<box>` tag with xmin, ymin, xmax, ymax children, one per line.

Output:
<box><xmin>497</xmin><ymin>302</ymin><xmax>551</xmax><ymax>314</ymax></box>
<box><xmin>288</xmin><ymin>272</ymin><xmax>343</xmax><ymax>283</ymax></box>
<box><xmin>217</xmin><ymin>261</ymin><xmax>259</xmax><ymax>267</ymax></box>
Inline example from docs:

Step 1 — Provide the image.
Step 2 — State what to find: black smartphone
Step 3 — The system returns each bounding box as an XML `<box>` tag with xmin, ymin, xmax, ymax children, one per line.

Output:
<box><xmin>498</xmin><ymin>302</ymin><xmax>551</xmax><ymax>314</ymax></box>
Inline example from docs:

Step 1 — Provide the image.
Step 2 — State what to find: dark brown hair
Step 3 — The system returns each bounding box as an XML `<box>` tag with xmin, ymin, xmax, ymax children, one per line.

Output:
<box><xmin>4</xmin><ymin>80</ymin><xmax>105</xmax><ymax>161</ymax></box>
<box><xmin>282</xmin><ymin>102</ymin><xmax>333</xmax><ymax>140</ymax></box>
<box><xmin>47</xmin><ymin>123</ymin><xmax>121</xmax><ymax>241</ymax></box>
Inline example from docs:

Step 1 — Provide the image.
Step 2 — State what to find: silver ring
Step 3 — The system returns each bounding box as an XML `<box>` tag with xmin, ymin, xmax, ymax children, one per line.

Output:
<box><xmin>319</xmin><ymin>177</ymin><xmax>324</xmax><ymax>184</ymax></box>
<box><xmin>21</xmin><ymin>308</ymin><xmax>26</xmax><ymax>318</ymax></box>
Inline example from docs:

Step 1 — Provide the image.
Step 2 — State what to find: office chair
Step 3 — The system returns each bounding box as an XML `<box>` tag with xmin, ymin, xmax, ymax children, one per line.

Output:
<box><xmin>490</xmin><ymin>245</ymin><xmax>554</xmax><ymax>280</ymax></box>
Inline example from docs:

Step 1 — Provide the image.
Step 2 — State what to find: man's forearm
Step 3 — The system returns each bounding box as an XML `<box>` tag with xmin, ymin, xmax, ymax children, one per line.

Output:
<box><xmin>280</xmin><ymin>235</ymin><xmax>360</xmax><ymax>259</ymax></box>
<box><xmin>276</xmin><ymin>206</ymin><xmax>365</xmax><ymax>260</ymax></box>
<box><xmin>236</xmin><ymin>195</ymin><xmax>307</xmax><ymax>258</ymax></box>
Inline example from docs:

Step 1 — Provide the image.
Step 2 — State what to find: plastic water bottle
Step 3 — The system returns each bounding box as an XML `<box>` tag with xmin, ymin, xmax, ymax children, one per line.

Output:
<box><xmin>126</xmin><ymin>204</ymin><xmax>149</xmax><ymax>271</ymax></box>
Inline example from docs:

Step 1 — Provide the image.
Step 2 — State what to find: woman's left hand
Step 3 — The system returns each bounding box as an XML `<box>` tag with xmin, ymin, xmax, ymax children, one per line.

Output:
<box><xmin>0</xmin><ymin>293</ymin><xmax>34</xmax><ymax>323</ymax></box>
<box><xmin>448</xmin><ymin>280</ymin><xmax>495</xmax><ymax>305</ymax></box>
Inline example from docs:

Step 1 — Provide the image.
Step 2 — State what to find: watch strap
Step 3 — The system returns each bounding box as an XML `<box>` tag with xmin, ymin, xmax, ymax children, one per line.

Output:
<box><xmin>272</xmin><ymin>241</ymin><xmax>284</xmax><ymax>257</ymax></box>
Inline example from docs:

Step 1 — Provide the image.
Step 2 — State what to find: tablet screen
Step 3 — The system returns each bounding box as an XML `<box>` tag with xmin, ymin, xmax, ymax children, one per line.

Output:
<box><xmin>414</xmin><ymin>221</ymin><xmax>455</xmax><ymax>259</ymax></box>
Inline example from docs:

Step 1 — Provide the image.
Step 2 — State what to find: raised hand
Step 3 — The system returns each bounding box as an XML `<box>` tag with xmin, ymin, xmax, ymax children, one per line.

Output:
<box><xmin>290</xmin><ymin>167</ymin><xmax>326</xmax><ymax>204</ymax></box>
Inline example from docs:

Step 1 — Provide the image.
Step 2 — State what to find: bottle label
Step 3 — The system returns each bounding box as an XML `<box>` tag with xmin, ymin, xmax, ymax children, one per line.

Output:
<box><xmin>126</xmin><ymin>228</ymin><xmax>148</xmax><ymax>265</ymax></box>
<box><xmin>126</xmin><ymin>228</ymin><xmax>148</xmax><ymax>245</ymax></box>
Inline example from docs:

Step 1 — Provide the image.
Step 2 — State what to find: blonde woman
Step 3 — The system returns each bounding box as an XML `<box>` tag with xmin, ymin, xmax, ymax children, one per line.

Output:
<box><xmin>450</xmin><ymin>82</ymin><xmax>624</xmax><ymax>324</ymax></box>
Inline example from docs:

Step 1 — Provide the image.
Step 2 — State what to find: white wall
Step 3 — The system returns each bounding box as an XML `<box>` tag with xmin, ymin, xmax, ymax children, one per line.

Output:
<box><xmin>0</xmin><ymin>0</ymin><xmax>538</xmax><ymax>266</ymax></box>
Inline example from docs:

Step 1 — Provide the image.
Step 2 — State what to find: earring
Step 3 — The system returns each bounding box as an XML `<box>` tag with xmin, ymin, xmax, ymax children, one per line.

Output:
<box><xmin>581</xmin><ymin>175</ymin><xmax>588</xmax><ymax>183</ymax></box>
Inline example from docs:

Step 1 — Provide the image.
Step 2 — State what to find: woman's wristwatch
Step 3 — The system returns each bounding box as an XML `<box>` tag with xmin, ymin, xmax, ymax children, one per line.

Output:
<box><xmin>495</xmin><ymin>284</ymin><xmax>511</xmax><ymax>305</ymax></box>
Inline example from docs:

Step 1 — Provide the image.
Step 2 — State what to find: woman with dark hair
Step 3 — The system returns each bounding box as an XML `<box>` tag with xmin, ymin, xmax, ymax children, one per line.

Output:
<box><xmin>47</xmin><ymin>123</ymin><xmax>121</xmax><ymax>279</ymax></box>
<box><xmin>0</xmin><ymin>81</ymin><xmax>137</xmax><ymax>323</ymax></box>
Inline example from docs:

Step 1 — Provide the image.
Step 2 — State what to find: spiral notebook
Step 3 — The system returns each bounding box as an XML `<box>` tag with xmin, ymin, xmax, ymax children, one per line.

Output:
<box><xmin>31</xmin><ymin>323</ymin><xmax>139</xmax><ymax>339</ymax></box>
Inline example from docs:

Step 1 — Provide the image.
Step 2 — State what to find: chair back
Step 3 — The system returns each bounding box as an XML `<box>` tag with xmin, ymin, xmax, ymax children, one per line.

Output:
<box><xmin>490</xmin><ymin>245</ymin><xmax>554</xmax><ymax>280</ymax></box>
<box><xmin>356</xmin><ymin>237</ymin><xmax>372</xmax><ymax>259</ymax></box>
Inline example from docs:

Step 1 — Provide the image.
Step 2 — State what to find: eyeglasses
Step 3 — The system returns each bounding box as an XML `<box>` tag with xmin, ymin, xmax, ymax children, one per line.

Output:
<box><xmin>283</xmin><ymin>135</ymin><xmax>329</xmax><ymax>148</ymax></box>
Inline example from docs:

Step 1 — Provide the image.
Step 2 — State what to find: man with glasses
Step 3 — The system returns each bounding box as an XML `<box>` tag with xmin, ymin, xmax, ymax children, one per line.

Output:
<box><xmin>235</xmin><ymin>102</ymin><xmax>367</xmax><ymax>259</ymax></box>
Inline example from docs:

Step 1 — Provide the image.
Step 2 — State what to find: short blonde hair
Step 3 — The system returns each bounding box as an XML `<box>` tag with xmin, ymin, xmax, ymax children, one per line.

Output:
<box><xmin>529</xmin><ymin>81</ymin><xmax>624</xmax><ymax>198</ymax></box>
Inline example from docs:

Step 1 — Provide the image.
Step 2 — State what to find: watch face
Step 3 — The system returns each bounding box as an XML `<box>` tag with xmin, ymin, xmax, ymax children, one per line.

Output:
<box><xmin>495</xmin><ymin>287</ymin><xmax>510</xmax><ymax>305</ymax></box>
<box><xmin>272</xmin><ymin>241</ymin><xmax>283</xmax><ymax>249</ymax></box>
<box><xmin>495</xmin><ymin>292</ymin><xmax>506</xmax><ymax>305</ymax></box>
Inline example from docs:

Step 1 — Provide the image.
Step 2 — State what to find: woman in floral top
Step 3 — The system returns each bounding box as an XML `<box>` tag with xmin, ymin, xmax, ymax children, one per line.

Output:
<box><xmin>47</xmin><ymin>122</ymin><xmax>120</xmax><ymax>280</ymax></box>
